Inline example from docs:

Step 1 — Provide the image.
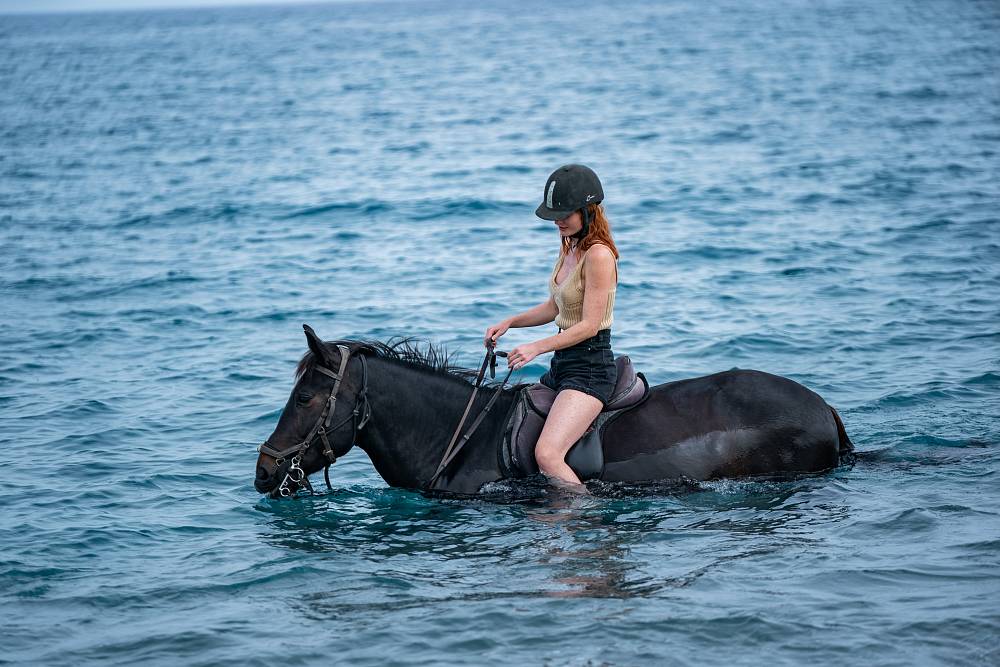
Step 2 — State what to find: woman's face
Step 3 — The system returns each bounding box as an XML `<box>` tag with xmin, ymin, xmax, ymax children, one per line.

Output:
<box><xmin>554</xmin><ymin>210</ymin><xmax>582</xmax><ymax>237</ymax></box>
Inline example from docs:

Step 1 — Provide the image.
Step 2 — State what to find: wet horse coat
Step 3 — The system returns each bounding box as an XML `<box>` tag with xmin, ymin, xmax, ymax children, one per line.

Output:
<box><xmin>254</xmin><ymin>329</ymin><xmax>853</xmax><ymax>497</ymax></box>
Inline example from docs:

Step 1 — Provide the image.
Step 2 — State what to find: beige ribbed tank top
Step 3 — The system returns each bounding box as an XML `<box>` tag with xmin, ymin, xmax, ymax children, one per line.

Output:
<box><xmin>549</xmin><ymin>245</ymin><xmax>617</xmax><ymax>331</ymax></box>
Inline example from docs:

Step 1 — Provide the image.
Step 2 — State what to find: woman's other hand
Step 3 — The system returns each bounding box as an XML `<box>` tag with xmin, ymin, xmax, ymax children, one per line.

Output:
<box><xmin>485</xmin><ymin>320</ymin><xmax>511</xmax><ymax>347</ymax></box>
<box><xmin>507</xmin><ymin>342</ymin><xmax>542</xmax><ymax>370</ymax></box>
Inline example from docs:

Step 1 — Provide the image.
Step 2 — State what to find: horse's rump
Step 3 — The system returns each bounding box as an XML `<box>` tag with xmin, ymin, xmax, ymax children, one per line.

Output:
<box><xmin>600</xmin><ymin>369</ymin><xmax>843</xmax><ymax>482</ymax></box>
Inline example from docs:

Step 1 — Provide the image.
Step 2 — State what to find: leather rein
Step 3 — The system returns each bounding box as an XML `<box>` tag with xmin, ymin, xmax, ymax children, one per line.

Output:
<box><xmin>257</xmin><ymin>344</ymin><xmax>372</xmax><ymax>497</ymax></box>
<box><xmin>426</xmin><ymin>342</ymin><xmax>514</xmax><ymax>491</ymax></box>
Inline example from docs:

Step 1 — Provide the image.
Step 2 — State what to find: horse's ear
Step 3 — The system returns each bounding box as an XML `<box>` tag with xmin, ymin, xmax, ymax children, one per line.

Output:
<box><xmin>303</xmin><ymin>324</ymin><xmax>332</xmax><ymax>365</ymax></box>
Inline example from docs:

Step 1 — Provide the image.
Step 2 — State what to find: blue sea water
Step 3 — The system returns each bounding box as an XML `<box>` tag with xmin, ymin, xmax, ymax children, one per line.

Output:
<box><xmin>1</xmin><ymin>0</ymin><xmax>999</xmax><ymax>664</ymax></box>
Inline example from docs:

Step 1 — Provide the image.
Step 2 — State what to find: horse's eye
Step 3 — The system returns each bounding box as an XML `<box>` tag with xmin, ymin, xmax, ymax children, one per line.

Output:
<box><xmin>296</xmin><ymin>392</ymin><xmax>314</xmax><ymax>405</ymax></box>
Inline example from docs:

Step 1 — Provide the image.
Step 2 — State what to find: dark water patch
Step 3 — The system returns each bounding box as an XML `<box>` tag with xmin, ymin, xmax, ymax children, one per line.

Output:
<box><xmin>53</xmin><ymin>271</ymin><xmax>201</xmax><ymax>301</ymax></box>
<box><xmin>864</xmin><ymin>384</ymin><xmax>993</xmax><ymax>411</ymax></box>
<box><xmin>772</xmin><ymin>157</ymin><xmax>860</xmax><ymax>180</ymax></box>
<box><xmin>1</xmin><ymin>275</ymin><xmax>67</xmax><ymax>291</ymax></box>
<box><xmin>698</xmin><ymin>124</ymin><xmax>755</xmax><ymax>144</ymax></box>
<box><xmin>330</xmin><ymin>230</ymin><xmax>363</xmax><ymax>241</ymax></box>
<box><xmin>411</xmin><ymin>199</ymin><xmax>524</xmax><ymax>221</ymax></box>
<box><xmin>882</xmin><ymin>216</ymin><xmax>956</xmax><ymax>233</ymax></box>
<box><xmin>791</xmin><ymin>192</ymin><xmax>830</xmax><ymax>205</ymax></box>
<box><xmin>631</xmin><ymin>198</ymin><xmax>683</xmax><ymax>212</ymax></box>
<box><xmin>971</xmin><ymin>131</ymin><xmax>1000</xmax><ymax>142</ymax></box>
<box><xmin>431</xmin><ymin>168</ymin><xmax>472</xmax><ymax>179</ymax></box>
<box><xmin>112</xmin><ymin>304</ymin><xmax>208</xmax><ymax>319</ymax></box>
<box><xmin>242</xmin><ymin>307</ymin><xmax>335</xmax><ymax>323</ymax></box>
<box><xmin>831</xmin><ymin>566</ymin><xmax>995</xmax><ymax>587</ymax></box>
<box><xmin>958</xmin><ymin>328</ymin><xmax>1000</xmax><ymax>342</ymax></box>
<box><xmin>650</xmin><ymin>245</ymin><xmax>761</xmax><ymax>261</ymax></box>
<box><xmin>114</xmin><ymin>203</ymin><xmax>246</xmax><ymax>229</ymax></box>
<box><xmin>491</xmin><ymin>164</ymin><xmax>531</xmax><ymax>174</ymax></box>
<box><xmin>775</xmin><ymin>265</ymin><xmax>845</xmax><ymax>277</ymax></box>
<box><xmin>899</xmin><ymin>433</ymin><xmax>996</xmax><ymax>450</ymax></box>
<box><xmin>841</xmin><ymin>506</ymin><xmax>987</xmax><ymax>537</ymax></box>
<box><xmin>896</xmin><ymin>268</ymin><xmax>976</xmax><ymax>283</ymax></box>
<box><xmin>280</xmin><ymin>201</ymin><xmax>393</xmax><ymax>219</ymax></box>
<box><xmin>69</xmin><ymin>629</ymin><xmax>239</xmax><ymax>665</ymax></box>
<box><xmin>1</xmin><ymin>564</ymin><xmax>84</xmax><ymax>599</ymax></box>
<box><xmin>952</xmin><ymin>538</ymin><xmax>1000</xmax><ymax>553</ymax></box>
<box><xmin>890</xmin><ymin>619</ymin><xmax>1000</xmax><ymax>662</ymax></box>
<box><xmin>963</xmin><ymin>371</ymin><xmax>1000</xmax><ymax>386</ymax></box>
<box><xmin>384</xmin><ymin>141</ymin><xmax>431</xmax><ymax>154</ymax></box>
<box><xmin>842</xmin><ymin>170</ymin><xmax>920</xmax><ymax>198</ymax></box>
<box><xmin>267</xmin><ymin>173</ymin><xmax>309</xmax><ymax>183</ymax></box>
<box><xmin>886</xmin><ymin>116</ymin><xmax>943</xmax><ymax>130</ymax></box>
<box><xmin>226</xmin><ymin>371</ymin><xmax>270</xmax><ymax>382</ymax></box>
<box><xmin>692</xmin><ymin>333</ymin><xmax>810</xmax><ymax>358</ymax></box>
<box><xmin>626</xmin><ymin>132</ymin><xmax>661</xmax><ymax>142</ymax></box>
<box><xmin>16</xmin><ymin>397</ymin><xmax>118</xmax><ymax>423</ymax></box>
<box><xmin>875</xmin><ymin>85</ymin><xmax>949</xmax><ymax>100</ymax></box>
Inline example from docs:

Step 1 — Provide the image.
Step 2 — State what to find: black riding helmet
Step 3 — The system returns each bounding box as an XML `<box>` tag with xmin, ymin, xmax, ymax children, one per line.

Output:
<box><xmin>535</xmin><ymin>164</ymin><xmax>604</xmax><ymax>239</ymax></box>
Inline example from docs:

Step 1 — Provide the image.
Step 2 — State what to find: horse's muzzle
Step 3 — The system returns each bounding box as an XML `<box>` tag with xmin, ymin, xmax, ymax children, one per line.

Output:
<box><xmin>254</xmin><ymin>463</ymin><xmax>280</xmax><ymax>494</ymax></box>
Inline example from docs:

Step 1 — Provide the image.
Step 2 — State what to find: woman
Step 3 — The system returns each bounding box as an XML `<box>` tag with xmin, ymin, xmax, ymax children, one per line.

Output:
<box><xmin>485</xmin><ymin>164</ymin><xmax>619</xmax><ymax>490</ymax></box>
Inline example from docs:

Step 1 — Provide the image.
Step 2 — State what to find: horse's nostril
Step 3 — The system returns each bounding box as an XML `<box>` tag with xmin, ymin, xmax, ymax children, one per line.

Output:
<box><xmin>256</xmin><ymin>465</ymin><xmax>270</xmax><ymax>482</ymax></box>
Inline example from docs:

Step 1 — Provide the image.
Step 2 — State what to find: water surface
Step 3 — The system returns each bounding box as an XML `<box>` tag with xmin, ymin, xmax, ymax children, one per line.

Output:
<box><xmin>1</xmin><ymin>0</ymin><xmax>998</xmax><ymax>664</ymax></box>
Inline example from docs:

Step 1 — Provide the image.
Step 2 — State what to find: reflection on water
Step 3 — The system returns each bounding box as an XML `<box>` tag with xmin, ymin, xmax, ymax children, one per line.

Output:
<box><xmin>524</xmin><ymin>492</ymin><xmax>662</xmax><ymax>599</ymax></box>
<box><xmin>255</xmin><ymin>475</ymin><xmax>851</xmax><ymax>617</ymax></box>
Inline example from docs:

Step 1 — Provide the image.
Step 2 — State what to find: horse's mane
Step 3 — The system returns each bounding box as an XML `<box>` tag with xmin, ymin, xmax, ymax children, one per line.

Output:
<box><xmin>296</xmin><ymin>337</ymin><xmax>502</xmax><ymax>386</ymax></box>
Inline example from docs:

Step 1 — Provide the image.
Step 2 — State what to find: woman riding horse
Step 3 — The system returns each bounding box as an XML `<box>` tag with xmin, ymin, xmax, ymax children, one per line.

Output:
<box><xmin>253</xmin><ymin>169</ymin><xmax>854</xmax><ymax>499</ymax></box>
<box><xmin>486</xmin><ymin>164</ymin><xmax>619</xmax><ymax>491</ymax></box>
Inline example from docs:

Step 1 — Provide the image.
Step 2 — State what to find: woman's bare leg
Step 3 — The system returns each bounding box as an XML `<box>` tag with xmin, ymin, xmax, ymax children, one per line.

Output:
<box><xmin>535</xmin><ymin>389</ymin><xmax>604</xmax><ymax>488</ymax></box>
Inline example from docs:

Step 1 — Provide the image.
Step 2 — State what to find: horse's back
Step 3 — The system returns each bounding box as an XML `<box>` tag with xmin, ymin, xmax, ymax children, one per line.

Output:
<box><xmin>601</xmin><ymin>369</ymin><xmax>841</xmax><ymax>482</ymax></box>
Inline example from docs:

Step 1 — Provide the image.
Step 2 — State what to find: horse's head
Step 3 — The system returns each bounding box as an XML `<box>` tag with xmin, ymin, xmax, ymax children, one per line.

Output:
<box><xmin>254</xmin><ymin>324</ymin><xmax>371</xmax><ymax>498</ymax></box>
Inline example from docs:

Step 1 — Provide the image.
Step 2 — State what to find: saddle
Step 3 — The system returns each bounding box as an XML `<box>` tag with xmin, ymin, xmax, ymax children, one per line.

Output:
<box><xmin>499</xmin><ymin>356</ymin><xmax>650</xmax><ymax>480</ymax></box>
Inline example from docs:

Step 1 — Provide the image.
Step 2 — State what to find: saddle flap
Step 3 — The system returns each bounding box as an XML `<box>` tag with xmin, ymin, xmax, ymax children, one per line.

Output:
<box><xmin>503</xmin><ymin>390</ymin><xmax>603</xmax><ymax>481</ymax></box>
<box><xmin>526</xmin><ymin>383</ymin><xmax>557</xmax><ymax>416</ymax></box>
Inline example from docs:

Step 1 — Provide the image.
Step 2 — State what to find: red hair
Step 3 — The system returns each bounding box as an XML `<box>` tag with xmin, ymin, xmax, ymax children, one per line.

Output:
<box><xmin>560</xmin><ymin>203</ymin><xmax>619</xmax><ymax>259</ymax></box>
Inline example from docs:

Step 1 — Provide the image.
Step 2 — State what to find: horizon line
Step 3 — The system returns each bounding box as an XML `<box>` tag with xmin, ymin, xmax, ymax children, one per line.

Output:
<box><xmin>0</xmin><ymin>0</ymin><xmax>411</xmax><ymax>17</ymax></box>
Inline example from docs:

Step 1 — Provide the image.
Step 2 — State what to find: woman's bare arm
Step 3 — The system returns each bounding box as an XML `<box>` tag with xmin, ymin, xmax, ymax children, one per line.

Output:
<box><xmin>507</xmin><ymin>297</ymin><xmax>559</xmax><ymax>328</ymax></box>
<box><xmin>485</xmin><ymin>297</ymin><xmax>558</xmax><ymax>345</ymax></box>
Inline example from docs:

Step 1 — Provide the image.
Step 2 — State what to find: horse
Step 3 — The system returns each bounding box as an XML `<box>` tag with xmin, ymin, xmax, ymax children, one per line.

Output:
<box><xmin>253</xmin><ymin>325</ymin><xmax>854</xmax><ymax>498</ymax></box>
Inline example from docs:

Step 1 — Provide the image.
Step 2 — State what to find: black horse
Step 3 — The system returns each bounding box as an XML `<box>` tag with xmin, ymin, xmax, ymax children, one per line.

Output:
<box><xmin>254</xmin><ymin>326</ymin><xmax>853</xmax><ymax>498</ymax></box>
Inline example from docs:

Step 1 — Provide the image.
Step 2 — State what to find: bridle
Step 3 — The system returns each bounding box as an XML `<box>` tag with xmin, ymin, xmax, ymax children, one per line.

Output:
<box><xmin>257</xmin><ymin>344</ymin><xmax>371</xmax><ymax>497</ymax></box>
<box><xmin>257</xmin><ymin>341</ymin><xmax>510</xmax><ymax>497</ymax></box>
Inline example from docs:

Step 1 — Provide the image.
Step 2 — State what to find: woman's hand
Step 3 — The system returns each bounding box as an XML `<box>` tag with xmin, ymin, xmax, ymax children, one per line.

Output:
<box><xmin>484</xmin><ymin>320</ymin><xmax>511</xmax><ymax>347</ymax></box>
<box><xmin>507</xmin><ymin>341</ymin><xmax>543</xmax><ymax>370</ymax></box>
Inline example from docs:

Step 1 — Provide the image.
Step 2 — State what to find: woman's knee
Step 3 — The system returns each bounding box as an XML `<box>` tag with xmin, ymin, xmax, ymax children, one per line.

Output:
<box><xmin>535</xmin><ymin>440</ymin><xmax>566</xmax><ymax>470</ymax></box>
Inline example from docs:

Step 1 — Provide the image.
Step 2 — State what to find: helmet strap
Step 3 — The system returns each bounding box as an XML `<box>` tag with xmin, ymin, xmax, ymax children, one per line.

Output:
<box><xmin>572</xmin><ymin>206</ymin><xmax>590</xmax><ymax>240</ymax></box>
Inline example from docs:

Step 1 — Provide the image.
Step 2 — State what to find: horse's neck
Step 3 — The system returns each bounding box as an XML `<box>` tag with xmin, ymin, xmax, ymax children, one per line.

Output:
<box><xmin>358</xmin><ymin>358</ymin><xmax>514</xmax><ymax>489</ymax></box>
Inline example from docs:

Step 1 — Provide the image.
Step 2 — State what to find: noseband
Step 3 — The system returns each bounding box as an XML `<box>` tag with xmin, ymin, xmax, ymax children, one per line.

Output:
<box><xmin>257</xmin><ymin>345</ymin><xmax>371</xmax><ymax>497</ymax></box>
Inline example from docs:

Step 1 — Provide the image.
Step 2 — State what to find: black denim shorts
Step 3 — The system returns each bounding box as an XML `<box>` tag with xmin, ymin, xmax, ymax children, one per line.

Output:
<box><xmin>539</xmin><ymin>329</ymin><xmax>618</xmax><ymax>406</ymax></box>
